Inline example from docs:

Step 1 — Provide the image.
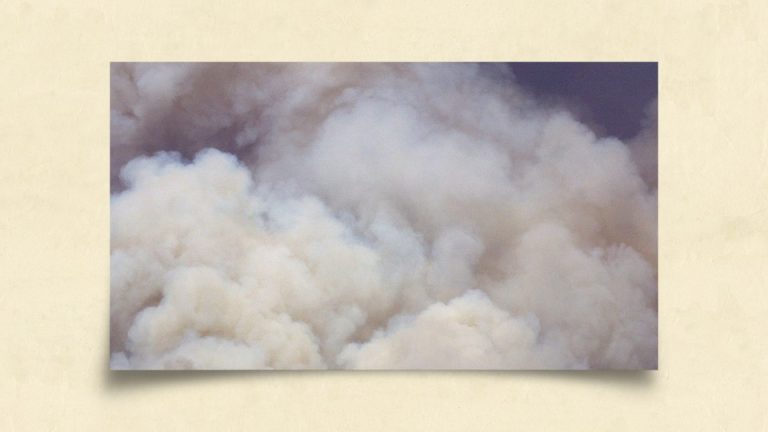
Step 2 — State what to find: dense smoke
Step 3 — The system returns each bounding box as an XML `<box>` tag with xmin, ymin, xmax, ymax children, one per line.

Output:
<box><xmin>110</xmin><ymin>63</ymin><xmax>657</xmax><ymax>369</ymax></box>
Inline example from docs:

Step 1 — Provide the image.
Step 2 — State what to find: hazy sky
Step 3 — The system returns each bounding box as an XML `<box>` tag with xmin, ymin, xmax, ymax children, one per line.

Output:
<box><xmin>509</xmin><ymin>62</ymin><xmax>657</xmax><ymax>139</ymax></box>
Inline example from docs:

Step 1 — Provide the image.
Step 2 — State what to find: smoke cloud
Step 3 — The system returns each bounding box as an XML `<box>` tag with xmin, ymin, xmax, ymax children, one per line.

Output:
<box><xmin>110</xmin><ymin>63</ymin><xmax>657</xmax><ymax>369</ymax></box>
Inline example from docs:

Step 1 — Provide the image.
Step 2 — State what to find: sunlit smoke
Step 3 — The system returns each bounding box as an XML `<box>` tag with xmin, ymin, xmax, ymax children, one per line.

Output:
<box><xmin>110</xmin><ymin>63</ymin><xmax>657</xmax><ymax>369</ymax></box>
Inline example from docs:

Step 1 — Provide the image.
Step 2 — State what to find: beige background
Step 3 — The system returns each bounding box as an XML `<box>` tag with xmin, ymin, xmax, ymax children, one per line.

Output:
<box><xmin>1</xmin><ymin>0</ymin><xmax>766</xmax><ymax>430</ymax></box>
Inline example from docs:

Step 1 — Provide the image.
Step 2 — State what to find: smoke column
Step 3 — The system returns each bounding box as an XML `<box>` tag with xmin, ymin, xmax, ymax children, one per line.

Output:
<box><xmin>110</xmin><ymin>63</ymin><xmax>657</xmax><ymax>369</ymax></box>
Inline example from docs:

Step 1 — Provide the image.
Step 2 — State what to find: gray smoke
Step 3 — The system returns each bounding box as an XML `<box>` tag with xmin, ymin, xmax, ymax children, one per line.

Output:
<box><xmin>110</xmin><ymin>63</ymin><xmax>657</xmax><ymax>369</ymax></box>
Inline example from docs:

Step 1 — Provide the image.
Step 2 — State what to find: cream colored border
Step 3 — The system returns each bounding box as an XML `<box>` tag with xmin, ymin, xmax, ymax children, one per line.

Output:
<box><xmin>2</xmin><ymin>1</ymin><xmax>766</xmax><ymax>430</ymax></box>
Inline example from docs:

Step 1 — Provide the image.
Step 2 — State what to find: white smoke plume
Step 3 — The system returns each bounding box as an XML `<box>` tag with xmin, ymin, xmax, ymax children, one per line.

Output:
<box><xmin>110</xmin><ymin>63</ymin><xmax>657</xmax><ymax>369</ymax></box>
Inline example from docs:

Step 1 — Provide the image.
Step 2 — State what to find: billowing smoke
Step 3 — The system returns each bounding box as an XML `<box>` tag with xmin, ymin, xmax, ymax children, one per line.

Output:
<box><xmin>110</xmin><ymin>63</ymin><xmax>657</xmax><ymax>369</ymax></box>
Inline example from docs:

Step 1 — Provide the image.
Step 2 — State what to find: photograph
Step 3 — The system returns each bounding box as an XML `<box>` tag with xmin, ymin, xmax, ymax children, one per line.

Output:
<box><xmin>110</xmin><ymin>62</ymin><xmax>658</xmax><ymax>370</ymax></box>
